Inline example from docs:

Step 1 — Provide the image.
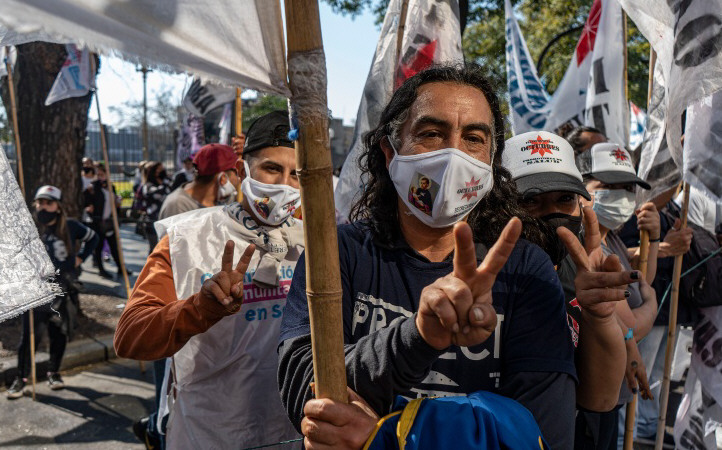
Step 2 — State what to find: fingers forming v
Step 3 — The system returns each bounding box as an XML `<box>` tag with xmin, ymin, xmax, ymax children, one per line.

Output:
<box><xmin>453</xmin><ymin>222</ymin><xmax>478</xmax><ymax>281</ymax></box>
<box><xmin>581</xmin><ymin>206</ymin><xmax>601</xmax><ymax>256</ymax></box>
<box><xmin>558</xmin><ymin>226</ymin><xmax>590</xmax><ymax>272</ymax></box>
<box><xmin>222</xmin><ymin>240</ymin><xmax>235</xmax><ymax>273</ymax></box>
<box><xmin>476</xmin><ymin>217</ymin><xmax>522</xmax><ymax>293</ymax></box>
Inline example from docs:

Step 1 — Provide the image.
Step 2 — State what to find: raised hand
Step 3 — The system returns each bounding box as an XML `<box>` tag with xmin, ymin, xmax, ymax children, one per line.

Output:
<box><xmin>557</xmin><ymin>207</ymin><xmax>640</xmax><ymax>319</ymax></box>
<box><xmin>416</xmin><ymin>218</ymin><xmax>521</xmax><ymax>350</ymax></box>
<box><xmin>660</xmin><ymin>218</ymin><xmax>693</xmax><ymax>257</ymax></box>
<box><xmin>199</xmin><ymin>240</ymin><xmax>255</xmax><ymax>313</ymax></box>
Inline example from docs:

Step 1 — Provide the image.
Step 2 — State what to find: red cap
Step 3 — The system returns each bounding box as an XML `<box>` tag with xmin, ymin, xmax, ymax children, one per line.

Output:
<box><xmin>193</xmin><ymin>144</ymin><xmax>238</xmax><ymax>176</ymax></box>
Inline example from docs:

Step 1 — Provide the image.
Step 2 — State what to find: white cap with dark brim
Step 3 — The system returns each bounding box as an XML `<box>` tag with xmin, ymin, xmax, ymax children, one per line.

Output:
<box><xmin>503</xmin><ymin>131</ymin><xmax>591</xmax><ymax>200</ymax></box>
<box><xmin>34</xmin><ymin>185</ymin><xmax>62</xmax><ymax>201</ymax></box>
<box><xmin>583</xmin><ymin>143</ymin><xmax>651</xmax><ymax>190</ymax></box>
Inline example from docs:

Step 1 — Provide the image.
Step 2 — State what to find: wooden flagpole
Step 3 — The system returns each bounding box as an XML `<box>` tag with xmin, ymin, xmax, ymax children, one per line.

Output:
<box><xmin>6</xmin><ymin>46</ymin><xmax>36</xmax><ymax>401</ymax></box>
<box><xmin>89</xmin><ymin>57</ymin><xmax>132</xmax><ymax>301</ymax></box>
<box><xmin>90</xmin><ymin>57</ymin><xmax>143</xmax><ymax>374</ymax></box>
<box><xmin>655</xmin><ymin>183</ymin><xmax>690</xmax><ymax>449</ymax></box>
<box><xmin>395</xmin><ymin>0</ymin><xmax>410</xmax><ymax>64</ymax></box>
<box><xmin>284</xmin><ymin>0</ymin><xmax>347</xmax><ymax>402</ymax></box>
<box><xmin>235</xmin><ymin>87</ymin><xmax>244</xmax><ymax>203</ymax></box>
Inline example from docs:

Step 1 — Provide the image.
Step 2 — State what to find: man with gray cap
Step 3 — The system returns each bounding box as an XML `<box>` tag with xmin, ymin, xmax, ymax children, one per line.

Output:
<box><xmin>114</xmin><ymin>110</ymin><xmax>303</xmax><ymax>449</ymax></box>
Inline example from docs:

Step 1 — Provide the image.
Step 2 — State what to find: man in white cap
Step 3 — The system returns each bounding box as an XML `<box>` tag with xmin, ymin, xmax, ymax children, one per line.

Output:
<box><xmin>503</xmin><ymin>132</ymin><xmax>657</xmax><ymax>448</ymax></box>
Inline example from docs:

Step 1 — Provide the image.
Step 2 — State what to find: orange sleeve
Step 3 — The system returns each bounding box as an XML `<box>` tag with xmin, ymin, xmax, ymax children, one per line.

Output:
<box><xmin>113</xmin><ymin>235</ymin><xmax>232</xmax><ymax>361</ymax></box>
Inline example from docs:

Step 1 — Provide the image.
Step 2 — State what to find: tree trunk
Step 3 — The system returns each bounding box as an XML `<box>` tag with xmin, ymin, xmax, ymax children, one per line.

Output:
<box><xmin>1</xmin><ymin>42</ymin><xmax>94</xmax><ymax>217</ymax></box>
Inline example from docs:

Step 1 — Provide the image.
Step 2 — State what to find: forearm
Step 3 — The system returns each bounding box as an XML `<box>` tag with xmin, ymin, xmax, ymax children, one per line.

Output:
<box><xmin>632</xmin><ymin>292</ymin><xmax>658</xmax><ymax>340</ymax></box>
<box><xmin>575</xmin><ymin>313</ymin><xmax>626</xmax><ymax>411</ymax></box>
<box><xmin>278</xmin><ymin>315</ymin><xmax>443</xmax><ymax>429</ymax></box>
<box><xmin>114</xmin><ymin>291</ymin><xmax>230</xmax><ymax>360</ymax></box>
<box><xmin>78</xmin><ymin>233</ymin><xmax>99</xmax><ymax>261</ymax></box>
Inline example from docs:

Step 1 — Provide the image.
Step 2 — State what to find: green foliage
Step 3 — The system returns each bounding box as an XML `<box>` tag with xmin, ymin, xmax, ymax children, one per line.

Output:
<box><xmin>326</xmin><ymin>0</ymin><xmax>652</xmax><ymax>109</ymax></box>
<box><xmin>242</xmin><ymin>94</ymin><xmax>288</xmax><ymax>132</ymax></box>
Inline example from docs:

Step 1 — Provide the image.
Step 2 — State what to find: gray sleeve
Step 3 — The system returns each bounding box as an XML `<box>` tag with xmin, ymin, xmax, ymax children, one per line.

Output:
<box><xmin>277</xmin><ymin>314</ymin><xmax>443</xmax><ymax>431</ymax></box>
<box><xmin>499</xmin><ymin>371</ymin><xmax>576</xmax><ymax>450</ymax></box>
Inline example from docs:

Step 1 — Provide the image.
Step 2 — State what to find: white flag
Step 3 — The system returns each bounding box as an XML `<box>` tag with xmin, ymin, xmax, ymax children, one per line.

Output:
<box><xmin>45</xmin><ymin>44</ymin><xmax>93</xmax><ymax>106</ymax></box>
<box><xmin>182</xmin><ymin>79</ymin><xmax>236</xmax><ymax>117</ymax></box>
<box><xmin>176</xmin><ymin>114</ymin><xmax>205</xmax><ymax>169</ymax></box>
<box><xmin>506</xmin><ymin>0</ymin><xmax>629</xmax><ymax>147</ymax></box>
<box><xmin>629</xmin><ymin>102</ymin><xmax>646</xmax><ymax>149</ymax></box>
<box><xmin>334</xmin><ymin>0</ymin><xmax>463</xmax><ymax>219</ymax></box>
<box><xmin>682</xmin><ymin>91</ymin><xmax>722</xmax><ymax>203</ymax></box>
<box><xmin>620</xmin><ymin>0</ymin><xmax>722</xmax><ymax>198</ymax></box>
<box><xmin>0</xmin><ymin>0</ymin><xmax>289</xmax><ymax>95</ymax></box>
<box><xmin>218</xmin><ymin>103</ymin><xmax>232</xmax><ymax>146</ymax></box>
<box><xmin>0</xmin><ymin>46</ymin><xmax>15</xmax><ymax>77</ymax></box>
<box><xmin>0</xmin><ymin>146</ymin><xmax>60</xmax><ymax>322</ymax></box>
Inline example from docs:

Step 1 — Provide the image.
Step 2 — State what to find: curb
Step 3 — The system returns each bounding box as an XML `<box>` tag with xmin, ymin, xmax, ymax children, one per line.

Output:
<box><xmin>0</xmin><ymin>333</ymin><xmax>117</xmax><ymax>387</ymax></box>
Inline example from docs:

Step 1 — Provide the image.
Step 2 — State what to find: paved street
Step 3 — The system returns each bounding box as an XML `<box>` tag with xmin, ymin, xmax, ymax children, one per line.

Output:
<box><xmin>0</xmin><ymin>359</ymin><xmax>153</xmax><ymax>449</ymax></box>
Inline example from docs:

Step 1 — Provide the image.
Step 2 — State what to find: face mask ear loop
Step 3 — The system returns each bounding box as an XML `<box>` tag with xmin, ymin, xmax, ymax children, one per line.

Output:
<box><xmin>386</xmin><ymin>135</ymin><xmax>399</xmax><ymax>156</ymax></box>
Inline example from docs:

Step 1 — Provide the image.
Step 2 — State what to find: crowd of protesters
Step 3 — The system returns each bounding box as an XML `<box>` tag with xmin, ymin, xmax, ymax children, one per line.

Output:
<box><xmin>5</xmin><ymin>63</ymin><xmax>721</xmax><ymax>449</ymax></box>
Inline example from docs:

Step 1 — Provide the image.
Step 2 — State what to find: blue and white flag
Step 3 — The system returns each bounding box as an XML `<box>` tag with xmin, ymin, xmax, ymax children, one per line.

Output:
<box><xmin>629</xmin><ymin>102</ymin><xmax>646</xmax><ymax>149</ymax></box>
<box><xmin>505</xmin><ymin>0</ymin><xmax>628</xmax><ymax>147</ymax></box>
<box><xmin>504</xmin><ymin>0</ymin><xmax>551</xmax><ymax>132</ymax></box>
<box><xmin>45</xmin><ymin>44</ymin><xmax>94</xmax><ymax>106</ymax></box>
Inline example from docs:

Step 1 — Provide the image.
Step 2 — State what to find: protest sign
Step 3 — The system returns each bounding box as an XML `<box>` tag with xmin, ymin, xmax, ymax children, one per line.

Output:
<box><xmin>176</xmin><ymin>114</ymin><xmax>205</xmax><ymax>169</ymax></box>
<box><xmin>182</xmin><ymin>79</ymin><xmax>236</xmax><ymax>117</ymax></box>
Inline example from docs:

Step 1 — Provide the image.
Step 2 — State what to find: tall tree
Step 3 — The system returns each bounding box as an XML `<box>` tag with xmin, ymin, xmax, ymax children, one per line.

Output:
<box><xmin>1</xmin><ymin>42</ymin><xmax>95</xmax><ymax>217</ymax></box>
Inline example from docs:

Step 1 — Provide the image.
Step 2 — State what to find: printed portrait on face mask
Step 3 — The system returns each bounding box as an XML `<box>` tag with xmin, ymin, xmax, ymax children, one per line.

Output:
<box><xmin>253</xmin><ymin>196</ymin><xmax>274</xmax><ymax>220</ymax></box>
<box><xmin>408</xmin><ymin>173</ymin><xmax>439</xmax><ymax>216</ymax></box>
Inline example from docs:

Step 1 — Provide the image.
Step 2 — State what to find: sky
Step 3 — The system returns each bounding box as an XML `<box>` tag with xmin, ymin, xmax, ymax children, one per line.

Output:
<box><xmin>90</xmin><ymin>3</ymin><xmax>379</xmax><ymax>127</ymax></box>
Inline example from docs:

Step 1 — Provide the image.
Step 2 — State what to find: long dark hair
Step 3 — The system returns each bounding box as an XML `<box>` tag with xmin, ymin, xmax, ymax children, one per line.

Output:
<box><xmin>350</xmin><ymin>63</ymin><xmax>563</xmax><ymax>256</ymax></box>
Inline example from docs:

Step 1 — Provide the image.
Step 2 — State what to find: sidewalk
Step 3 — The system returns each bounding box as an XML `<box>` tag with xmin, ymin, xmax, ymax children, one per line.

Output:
<box><xmin>0</xmin><ymin>223</ymin><xmax>149</xmax><ymax>387</ymax></box>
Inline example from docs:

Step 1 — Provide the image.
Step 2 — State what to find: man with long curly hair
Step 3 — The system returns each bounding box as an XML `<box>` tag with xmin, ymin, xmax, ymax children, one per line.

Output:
<box><xmin>278</xmin><ymin>64</ymin><xmax>576</xmax><ymax>449</ymax></box>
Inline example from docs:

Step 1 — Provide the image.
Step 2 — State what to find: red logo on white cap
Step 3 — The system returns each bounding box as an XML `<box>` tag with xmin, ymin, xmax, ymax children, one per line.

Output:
<box><xmin>527</xmin><ymin>135</ymin><xmax>556</xmax><ymax>157</ymax></box>
<box><xmin>611</xmin><ymin>148</ymin><xmax>628</xmax><ymax>161</ymax></box>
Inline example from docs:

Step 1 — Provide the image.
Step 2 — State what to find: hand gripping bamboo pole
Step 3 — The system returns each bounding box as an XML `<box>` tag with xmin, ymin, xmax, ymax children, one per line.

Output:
<box><xmin>654</xmin><ymin>183</ymin><xmax>690</xmax><ymax>450</ymax></box>
<box><xmin>623</xmin><ymin>229</ymin><xmax>650</xmax><ymax>449</ymax></box>
<box><xmin>284</xmin><ymin>0</ymin><xmax>347</xmax><ymax>403</ymax></box>
<box><xmin>6</xmin><ymin>46</ymin><xmax>36</xmax><ymax>401</ymax></box>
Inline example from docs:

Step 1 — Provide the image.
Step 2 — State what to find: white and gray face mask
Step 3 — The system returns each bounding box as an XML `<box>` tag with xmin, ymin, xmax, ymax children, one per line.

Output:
<box><xmin>240</xmin><ymin>161</ymin><xmax>300</xmax><ymax>226</ymax></box>
<box><xmin>387</xmin><ymin>139</ymin><xmax>494</xmax><ymax>228</ymax></box>
<box><xmin>592</xmin><ymin>188</ymin><xmax>636</xmax><ymax>230</ymax></box>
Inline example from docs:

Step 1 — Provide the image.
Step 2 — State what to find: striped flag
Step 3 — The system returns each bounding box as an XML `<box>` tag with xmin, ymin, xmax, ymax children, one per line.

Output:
<box><xmin>505</xmin><ymin>0</ymin><xmax>628</xmax><ymax>147</ymax></box>
<box><xmin>629</xmin><ymin>102</ymin><xmax>646</xmax><ymax>149</ymax></box>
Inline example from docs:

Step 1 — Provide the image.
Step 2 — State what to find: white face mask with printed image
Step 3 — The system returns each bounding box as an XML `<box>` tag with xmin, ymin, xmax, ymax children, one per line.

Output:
<box><xmin>240</xmin><ymin>161</ymin><xmax>301</xmax><ymax>226</ymax></box>
<box><xmin>387</xmin><ymin>140</ymin><xmax>494</xmax><ymax>228</ymax></box>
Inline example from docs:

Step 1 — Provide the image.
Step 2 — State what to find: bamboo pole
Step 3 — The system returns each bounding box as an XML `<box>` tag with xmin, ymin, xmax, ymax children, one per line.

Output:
<box><xmin>654</xmin><ymin>183</ymin><xmax>690</xmax><ymax>450</ymax></box>
<box><xmin>6</xmin><ymin>46</ymin><xmax>36</xmax><ymax>402</ymax></box>
<box><xmin>284</xmin><ymin>0</ymin><xmax>346</xmax><ymax>403</ymax></box>
<box><xmin>235</xmin><ymin>87</ymin><xmax>244</xmax><ymax>203</ymax></box>
<box><xmin>90</xmin><ymin>57</ymin><xmax>143</xmax><ymax>373</ymax></box>
<box><xmin>89</xmin><ymin>59</ymin><xmax>132</xmax><ymax>301</ymax></box>
<box><xmin>395</xmin><ymin>0</ymin><xmax>410</xmax><ymax>66</ymax></box>
<box><xmin>623</xmin><ymin>230</ymin><xmax>649</xmax><ymax>449</ymax></box>
<box><xmin>622</xmin><ymin>11</ymin><xmax>630</xmax><ymax>149</ymax></box>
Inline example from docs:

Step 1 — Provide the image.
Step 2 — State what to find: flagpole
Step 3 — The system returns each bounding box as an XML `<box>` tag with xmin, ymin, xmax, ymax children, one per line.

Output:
<box><xmin>655</xmin><ymin>183</ymin><xmax>690</xmax><ymax>450</ymax></box>
<box><xmin>89</xmin><ymin>58</ymin><xmax>133</xmax><ymax>302</ymax></box>
<box><xmin>235</xmin><ymin>87</ymin><xmax>243</xmax><ymax>203</ymax></box>
<box><xmin>622</xmin><ymin>10</ymin><xmax>630</xmax><ymax>148</ymax></box>
<box><xmin>395</xmin><ymin>0</ymin><xmax>410</xmax><ymax>64</ymax></box>
<box><xmin>6</xmin><ymin>46</ymin><xmax>36</xmax><ymax>402</ymax></box>
<box><xmin>284</xmin><ymin>0</ymin><xmax>347</xmax><ymax>403</ymax></box>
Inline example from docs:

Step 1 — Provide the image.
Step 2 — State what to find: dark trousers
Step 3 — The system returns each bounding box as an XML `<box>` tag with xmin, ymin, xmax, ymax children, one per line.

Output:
<box><xmin>17</xmin><ymin>310</ymin><xmax>67</xmax><ymax>378</ymax></box>
<box><xmin>574</xmin><ymin>408</ymin><xmax>620</xmax><ymax>450</ymax></box>
<box><xmin>91</xmin><ymin>219</ymin><xmax>121</xmax><ymax>272</ymax></box>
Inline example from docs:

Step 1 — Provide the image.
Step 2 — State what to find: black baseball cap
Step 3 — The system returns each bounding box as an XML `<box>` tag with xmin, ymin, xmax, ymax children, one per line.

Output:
<box><xmin>243</xmin><ymin>110</ymin><xmax>294</xmax><ymax>156</ymax></box>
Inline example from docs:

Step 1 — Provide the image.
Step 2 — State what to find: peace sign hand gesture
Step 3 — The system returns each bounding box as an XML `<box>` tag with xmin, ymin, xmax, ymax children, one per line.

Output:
<box><xmin>416</xmin><ymin>218</ymin><xmax>522</xmax><ymax>350</ymax></box>
<box><xmin>199</xmin><ymin>240</ymin><xmax>256</xmax><ymax>313</ymax></box>
<box><xmin>556</xmin><ymin>207</ymin><xmax>639</xmax><ymax>319</ymax></box>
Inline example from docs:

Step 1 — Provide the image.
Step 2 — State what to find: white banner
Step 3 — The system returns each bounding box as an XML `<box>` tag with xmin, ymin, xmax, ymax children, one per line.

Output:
<box><xmin>176</xmin><ymin>114</ymin><xmax>205</xmax><ymax>169</ymax></box>
<box><xmin>629</xmin><ymin>102</ymin><xmax>646</xmax><ymax>149</ymax></box>
<box><xmin>0</xmin><ymin>0</ymin><xmax>289</xmax><ymax>95</ymax></box>
<box><xmin>182</xmin><ymin>79</ymin><xmax>236</xmax><ymax>117</ymax></box>
<box><xmin>45</xmin><ymin>44</ymin><xmax>93</xmax><ymax>106</ymax></box>
<box><xmin>0</xmin><ymin>146</ymin><xmax>60</xmax><ymax>322</ymax></box>
<box><xmin>334</xmin><ymin>0</ymin><xmax>463</xmax><ymax>219</ymax></box>
<box><xmin>682</xmin><ymin>91</ymin><xmax>722</xmax><ymax>203</ymax></box>
<box><xmin>218</xmin><ymin>103</ymin><xmax>232</xmax><ymax>146</ymax></box>
<box><xmin>636</xmin><ymin>60</ymin><xmax>681</xmax><ymax>205</ymax></box>
<box><xmin>620</xmin><ymin>0</ymin><xmax>722</xmax><ymax>192</ymax></box>
<box><xmin>506</xmin><ymin>0</ymin><xmax>628</xmax><ymax>147</ymax></box>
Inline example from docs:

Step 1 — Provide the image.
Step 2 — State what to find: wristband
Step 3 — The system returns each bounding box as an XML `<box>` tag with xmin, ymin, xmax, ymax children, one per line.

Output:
<box><xmin>649</xmin><ymin>237</ymin><xmax>660</xmax><ymax>243</ymax></box>
<box><xmin>623</xmin><ymin>328</ymin><xmax>634</xmax><ymax>341</ymax></box>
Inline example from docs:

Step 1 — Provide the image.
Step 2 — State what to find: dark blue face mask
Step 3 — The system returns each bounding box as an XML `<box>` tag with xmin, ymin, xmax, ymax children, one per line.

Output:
<box><xmin>540</xmin><ymin>212</ymin><xmax>583</xmax><ymax>237</ymax></box>
<box><xmin>36</xmin><ymin>209</ymin><xmax>58</xmax><ymax>225</ymax></box>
